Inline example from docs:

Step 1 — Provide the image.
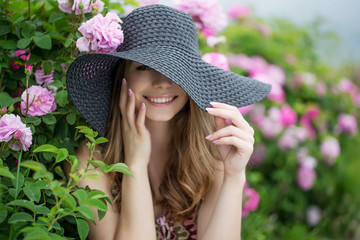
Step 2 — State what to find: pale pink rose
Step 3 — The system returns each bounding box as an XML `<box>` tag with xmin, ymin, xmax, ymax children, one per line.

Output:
<box><xmin>20</xmin><ymin>86</ymin><xmax>57</xmax><ymax>117</ymax></box>
<box><xmin>57</xmin><ymin>0</ymin><xmax>72</xmax><ymax>13</ymax></box>
<box><xmin>257</xmin><ymin>23</ymin><xmax>272</xmax><ymax>36</ymax></box>
<box><xmin>0</xmin><ymin>114</ymin><xmax>32</xmax><ymax>151</ymax></box>
<box><xmin>228</xmin><ymin>4</ymin><xmax>251</xmax><ymax>19</ymax></box>
<box><xmin>76</xmin><ymin>37</ymin><xmax>90</xmax><ymax>52</ymax></box>
<box><xmin>320</xmin><ymin>136</ymin><xmax>340</xmax><ymax>165</ymax></box>
<box><xmin>72</xmin><ymin>0</ymin><xmax>92</xmax><ymax>15</ymax></box>
<box><xmin>206</xmin><ymin>35</ymin><xmax>226</xmax><ymax>47</ymax></box>
<box><xmin>77</xmin><ymin>12</ymin><xmax>123</xmax><ymax>53</ymax></box>
<box><xmin>173</xmin><ymin>0</ymin><xmax>228</xmax><ymax>35</ymax></box>
<box><xmin>227</xmin><ymin>54</ymin><xmax>251</xmax><ymax>69</ymax></box>
<box><xmin>297</xmin><ymin>165</ymin><xmax>316</xmax><ymax>190</ymax></box>
<box><xmin>202</xmin><ymin>52</ymin><xmax>230</xmax><ymax>71</ymax></box>
<box><xmin>278</xmin><ymin>126</ymin><xmax>307</xmax><ymax>150</ymax></box>
<box><xmin>92</xmin><ymin>0</ymin><xmax>104</xmax><ymax>13</ymax></box>
<box><xmin>315</xmin><ymin>82</ymin><xmax>327</xmax><ymax>95</ymax></box>
<box><xmin>338</xmin><ymin>113</ymin><xmax>358</xmax><ymax>135</ymax></box>
<box><xmin>280</xmin><ymin>105</ymin><xmax>297</xmax><ymax>126</ymax></box>
<box><xmin>338</xmin><ymin>78</ymin><xmax>356</xmax><ymax>94</ymax></box>
<box><xmin>139</xmin><ymin>0</ymin><xmax>159</xmax><ymax>7</ymax></box>
<box><xmin>293</xmin><ymin>72</ymin><xmax>316</xmax><ymax>87</ymax></box>
<box><xmin>300</xmin><ymin>106</ymin><xmax>320</xmax><ymax>140</ymax></box>
<box><xmin>306</xmin><ymin>206</ymin><xmax>321</xmax><ymax>226</ymax></box>
<box><xmin>249</xmin><ymin>104</ymin><xmax>266</xmax><ymax>126</ymax></box>
<box><xmin>297</xmin><ymin>154</ymin><xmax>317</xmax><ymax>169</ymax></box>
<box><xmin>238</xmin><ymin>104</ymin><xmax>253</xmax><ymax>115</ymax></box>
<box><xmin>35</xmin><ymin>66</ymin><xmax>54</xmax><ymax>85</ymax></box>
<box><xmin>259</xmin><ymin>117</ymin><xmax>283</xmax><ymax>139</ymax></box>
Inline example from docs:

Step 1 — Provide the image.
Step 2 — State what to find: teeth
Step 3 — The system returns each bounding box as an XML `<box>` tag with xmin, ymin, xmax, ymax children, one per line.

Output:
<box><xmin>148</xmin><ymin>97</ymin><xmax>174</xmax><ymax>103</ymax></box>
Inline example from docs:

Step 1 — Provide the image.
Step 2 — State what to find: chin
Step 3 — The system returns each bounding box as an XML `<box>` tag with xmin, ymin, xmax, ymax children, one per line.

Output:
<box><xmin>145</xmin><ymin>111</ymin><xmax>178</xmax><ymax>122</ymax></box>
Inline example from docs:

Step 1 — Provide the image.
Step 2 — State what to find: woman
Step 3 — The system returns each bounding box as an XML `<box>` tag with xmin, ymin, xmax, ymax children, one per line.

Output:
<box><xmin>66</xmin><ymin>4</ymin><xmax>271</xmax><ymax>240</ymax></box>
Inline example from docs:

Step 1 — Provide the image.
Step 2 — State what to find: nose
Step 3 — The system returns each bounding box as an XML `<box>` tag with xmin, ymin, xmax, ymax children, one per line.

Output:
<box><xmin>152</xmin><ymin>72</ymin><xmax>173</xmax><ymax>89</ymax></box>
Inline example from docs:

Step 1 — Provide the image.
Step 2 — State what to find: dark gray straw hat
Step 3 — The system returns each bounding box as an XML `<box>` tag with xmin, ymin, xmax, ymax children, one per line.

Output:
<box><xmin>66</xmin><ymin>4</ymin><xmax>271</xmax><ymax>136</ymax></box>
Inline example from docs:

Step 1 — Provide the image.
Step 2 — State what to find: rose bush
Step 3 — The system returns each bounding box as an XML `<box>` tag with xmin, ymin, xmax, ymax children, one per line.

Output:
<box><xmin>0</xmin><ymin>0</ymin><xmax>359</xmax><ymax>239</ymax></box>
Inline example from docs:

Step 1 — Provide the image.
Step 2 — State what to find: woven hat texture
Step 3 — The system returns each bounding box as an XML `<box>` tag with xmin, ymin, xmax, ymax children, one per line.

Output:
<box><xmin>66</xmin><ymin>4</ymin><xmax>272</xmax><ymax>136</ymax></box>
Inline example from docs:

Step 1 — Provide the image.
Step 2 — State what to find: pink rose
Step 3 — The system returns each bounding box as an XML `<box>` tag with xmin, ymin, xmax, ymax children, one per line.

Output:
<box><xmin>249</xmin><ymin>144</ymin><xmax>266</xmax><ymax>166</ymax></box>
<box><xmin>338</xmin><ymin>113</ymin><xmax>358</xmax><ymax>135</ymax></box>
<box><xmin>77</xmin><ymin>12</ymin><xmax>123</xmax><ymax>53</ymax></box>
<box><xmin>202</xmin><ymin>52</ymin><xmax>230</xmax><ymax>71</ymax></box>
<box><xmin>139</xmin><ymin>0</ymin><xmax>159</xmax><ymax>7</ymax></box>
<box><xmin>20</xmin><ymin>86</ymin><xmax>57</xmax><ymax>117</ymax></box>
<box><xmin>72</xmin><ymin>0</ymin><xmax>92</xmax><ymax>15</ymax></box>
<box><xmin>57</xmin><ymin>0</ymin><xmax>72</xmax><ymax>13</ymax></box>
<box><xmin>242</xmin><ymin>186</ymin><xmax>260</xmax><ymax>217</ymax></box>
<box><xmin>173</xmin><ymin>0</ymin><xmax>228</xmax><ymax>35</ymax></box>
<box><xmin>0</xmin><ymin>114</ymin><xmax>32</xmax><ymax>151</ymax></box>
<box><xmin>92</xmin><ymin>0</ymin><xmax>104</xmax><ymax>13</ymax></box>
<box><xmin>297</xmin><ymin>165</ymin><xmax>316</xmax><ymax>190</ymax></box>
<box><xmin>228</xmin><ymin>4</ymin><xmax>251</xmax><ymax>19</ymax></box>
<box><xmin>35</xmin><ymin>65</ymin><xmax>54</xmax><ymax>85</ymax></box>
<box><xmin>320</xmin><ymin>136</ymin><xmax>340</xmax><ymax>165</ymax></box>
<box><xmin>206</xmin><ymin>35</ymin><xmax>226</xmax><ymax>47</ymax></box>
<box><xmin>280</xmin><ymin>105</ymin><xmax>297</xmax><ymax>126</ymax></box>
<box><xmin>306</xmin><ymin>206</ymin><xmax>321</xmax><ymax>226</ymax></box>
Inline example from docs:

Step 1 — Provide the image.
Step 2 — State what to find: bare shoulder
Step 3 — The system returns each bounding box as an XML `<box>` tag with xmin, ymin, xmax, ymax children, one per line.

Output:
<box><xmin>75</xmin><ymin>141</ymin><xmax>104</xmax><ymax>170</ymax></box>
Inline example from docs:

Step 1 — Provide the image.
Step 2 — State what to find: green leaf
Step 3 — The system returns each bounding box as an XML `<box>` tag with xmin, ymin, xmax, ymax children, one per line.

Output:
<box><xmin>76</xmin><ymin>206</ymin><xmax>94</xmax><ymax>221</ymax></box>
<box><xmin>0</xmin><ymin>40</ymin><xmax>17</xmax><ymax>50</ymax></box>
<box><xmin>87</xmin><ymin>190</ymin><xmax>108</xmax><ymax>199</ymax></box>
<box><xmin>55</xmin><ymin>90</ymin><xmax>68</xmax><ymax>107</ymax></box>
<box><xmin>64</xmin><ymin>33</ymin><xmax>73</xmax><ymax>48</ymax></box>
<box><xmin>76</xmin><ymin>218</ymin><xmax>89</xmax><ymax>240</ymax></box>
<box><xmin>95</xmin><ymin>137</ymin><xmax>108</xmax><ymax>145</ymax></box>
<box><xmin>26</xmin><ymin>116</ymin><xmax>41</xmax><ymax>126</ymax></box>
<box><xmin>0</xmin><ymin>210</ymin><xmax>7</xmax><ymax>224</ymax></box>
<box><xmin>56</xmin><ymin>148</ymin><xmax>69</xmax><ymax>163</ymax></box>
<box><xmin>0</xmin><ymin>166</ymin><xmax>15</xmax><ymax>179</ymax></box>
<box><xmin>8</xmin><ymin>212</ymin><xmax>33</xmax><ymax>224</ymax></box>
<box><xmin>98</xmin><ymin>210</ymin><xmax>106</xmax><ymax>221</ymax></box>
<box><xmin>54</xmin><ymin>118</ymin><xmax>68</xmax><ymax>140</ymax></box>
<box><xmin>49</xmin><ymin>13</ymin><xmax>65</xmax><ymax>23</ymax></box>
<box><xmin>72</xmin><ymin>189</ymin><xmax>87</xmax><ymax>204</ymax></box>
<box><xmin>17</xmin><ymin>38</ymin><xmax>32</xmax><ymax>49</ymax></box>
<box><xmin>93</xmin><ymin>160</ymin><xmax>109</xmax><ymax>172</ymax></box>
<box><xmin>66</xmin><ymin>112</ymin><xmax>77</xmax><ymax>125</ymax></box>
<box><xmin>33</xmin><ymin>34</ymin><xmax>52</xmax><ymax>50</ymax></box>
<box><xmin>23</xmin><ymin>181</ymin><xmax>41</xmax><ymax>203</ymax></box>
<box><xmin>0</xmin><ymin>92</ymin><xmax>19</xmax><ymax>108</ymax></box>
<box><xmin>42</xmin><ymin>114</ymin><xmax>56</xmax><ymax>125</ymax></box>
<box><xmin>63</xmin><ymin>193</ymin><xmax>77</xmax><ymax>209</ymax></box>
<box><xmin>36</xmin><ymin>206</ymin><xmax>50</xmax><ymax>215</ymax></box>
<box><xmin>42</xmin><ymin>61</ymin><xmax>52</xmax><ymax>75</ymax></box>
<box><xmin>11</xmin><ymin>172</ymin><xmax>24</xmax><ymax>189</ymax></box>
<box><xmin>7</xmin><ymin>200</ymin><xmax>37</xmax><ymax>212</ymax></box>
<box><xmin>108</xmin><ymin>163</ymin><xmax>133</xmax><ymax>177</ymax></box>
<box><xmin>21</xmin><ymin>21</ymin><xmax>36</xmax><ymax>38</ymax></box>
<box><xmin>85</xmin><ymin>199</ymin><xmax>107</xmax><ymax>212</ymax></box>
<box><xmin>21</xmin><ymin>160</ymin><xmax>46</xmax><ymax>171</ymax></box>
<box><xmin>33</xmin><ymin>144</ymin><xmax>59</xmax><ymax>154</ymax></box>
<box><xmin>0</xmin><ymin>19</ymin><xmax>12</xmax><ymax>36</ymax></box>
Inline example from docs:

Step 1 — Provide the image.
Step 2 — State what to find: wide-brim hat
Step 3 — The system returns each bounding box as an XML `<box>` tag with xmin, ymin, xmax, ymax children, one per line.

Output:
<box><xmin>66</xmin><ymin>4</ymin><xmax>272</xmax><ymax>137</ymax></box>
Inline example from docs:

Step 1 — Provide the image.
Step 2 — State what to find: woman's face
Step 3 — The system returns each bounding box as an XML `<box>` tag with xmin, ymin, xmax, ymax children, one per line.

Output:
<box><xmin>123</xmin><ymin>61</ymin><xmax>189</xmax><ymax>122</ymax></box>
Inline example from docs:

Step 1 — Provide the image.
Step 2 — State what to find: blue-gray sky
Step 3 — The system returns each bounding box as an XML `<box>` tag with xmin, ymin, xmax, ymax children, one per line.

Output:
<box><xmin>161</xmin><ymin>0</ymin><xmax>360</xmax><ymax>64</ymax></box>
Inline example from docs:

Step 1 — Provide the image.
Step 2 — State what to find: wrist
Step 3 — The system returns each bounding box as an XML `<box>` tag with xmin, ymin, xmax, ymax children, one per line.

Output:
<box><xmin>224</xmin><ymin>171</ymin><xmax>246</xmax><ymax>186</ymax></box>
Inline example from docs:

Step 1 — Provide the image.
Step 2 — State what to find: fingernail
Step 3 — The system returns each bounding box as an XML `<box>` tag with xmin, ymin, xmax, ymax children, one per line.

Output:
<box><xmin>210</xmin><ymin>102</ymin><xmax>219</xmax><ymax>106</ymax></box>
<box><xmin>141</xmin><ymin>103</ymin><xmax>145</xmax><ymax>109</ymax></box>
<box><xmin>128</xmin><ymin>89</ymin><xmax>132</xmax><ymax>96</ymax></box>
<box><xmin>122</xmin><ymin>78</ymin><xmax>126</xmax><ymax>86</ymax></box>
<box><xmin>206</xmin><ymin>108</ymin><xmax>214</xmax><ymax>113</ymax></box>
<box><xmin>205</xmin><ymin>134</ymin><xmax>212</xmax><ymax>140</ymax></box>
<box><xmin>213</xmin><ymin>139</ymin><xmax>219</xmax><ymax>144</ymax></box>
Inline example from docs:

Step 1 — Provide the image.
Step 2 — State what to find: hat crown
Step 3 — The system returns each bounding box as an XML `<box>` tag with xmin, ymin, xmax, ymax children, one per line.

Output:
<box><xmin>117</xmin><ymin>4</ymin><xmax>199</xmax><ymax>55</ymax></box>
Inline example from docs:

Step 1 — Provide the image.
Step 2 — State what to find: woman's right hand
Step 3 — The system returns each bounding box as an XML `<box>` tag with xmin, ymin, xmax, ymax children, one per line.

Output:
<box><xmin>119</xmin><ymin>78</ymin><xmax>151</xmax><ymax>168</ymax></box>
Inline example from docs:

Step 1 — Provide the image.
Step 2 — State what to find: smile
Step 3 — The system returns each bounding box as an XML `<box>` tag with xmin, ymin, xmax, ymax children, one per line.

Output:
<box><xmin>144</xmin><ymin>95</ymin><xmax>177</xmax><ymax>106</ymax></box>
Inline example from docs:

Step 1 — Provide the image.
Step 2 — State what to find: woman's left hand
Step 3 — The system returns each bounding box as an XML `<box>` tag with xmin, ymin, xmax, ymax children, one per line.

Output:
<box><xmin>206</xmin><ymin>102</ymin><xmax>255</xmax><ymax>178</ymax></box>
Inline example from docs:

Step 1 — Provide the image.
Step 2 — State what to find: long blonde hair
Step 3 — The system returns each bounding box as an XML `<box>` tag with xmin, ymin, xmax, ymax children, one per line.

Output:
<box><xmin>103</xmin><ymin>60</ymin><xmax>220</xmax><ymax>221</ymax></box>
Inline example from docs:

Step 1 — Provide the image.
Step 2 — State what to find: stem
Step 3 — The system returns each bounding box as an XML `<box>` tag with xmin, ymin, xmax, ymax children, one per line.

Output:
<box><xmin>4</xmin><ymin>0</ymin><xmax>9</xmax><ymax>18</ymax></box>
<box><xmin>28</xmin><ymin>0</ymin><xmax>31</xmax><ymax>20</ymax></box>
<box><xmin>14</xmin><ymin>150</ymin><xmax>23</xmax><ymax>200</ymax></box>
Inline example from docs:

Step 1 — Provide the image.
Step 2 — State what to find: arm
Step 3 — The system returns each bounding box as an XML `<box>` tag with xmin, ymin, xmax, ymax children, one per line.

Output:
<box><xmin>198</xmin><ymin>102</ymin><xmax>255</xmax><ymax>240</ymax></box>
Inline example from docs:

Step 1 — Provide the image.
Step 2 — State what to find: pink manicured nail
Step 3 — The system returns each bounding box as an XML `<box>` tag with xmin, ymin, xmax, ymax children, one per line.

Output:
<box><xmin>141</xmin><ymin>103</ymin><xmax>145</xmax><ymax>109</ymax></box>
<box><xmin>210</xmin><ymin>102</ymin><xmax>219</xmax><ymax>106</ymax></box>
<box><xmin>122</xmin><ymin>78</ymin><xmax>126</xmax><ymax>86</ymax></box>
<box><xmin>206</xmin><ymin>108</ymin><xmax>214</xmax><ymax>113</ymax></box>
<box><xmin>128</xmin><ymin>89</ymin><xmax>132</xmax><ymax>96</ymax></box>
<box><xmin>205</xmin><ymin>134</ymin><xmax>212</xmax><ymax>140</ymax></box>
<box><xmin>213</xmin><ymin>139</ymin><xmax>219</xmax><ymax>144</ymax></box>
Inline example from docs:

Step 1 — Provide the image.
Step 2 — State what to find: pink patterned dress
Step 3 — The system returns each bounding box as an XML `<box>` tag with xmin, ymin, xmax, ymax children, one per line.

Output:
<box><xmin>155</xmin><ymin>209</ymin><xmax>198</xmax><ymax>240</ymax></box>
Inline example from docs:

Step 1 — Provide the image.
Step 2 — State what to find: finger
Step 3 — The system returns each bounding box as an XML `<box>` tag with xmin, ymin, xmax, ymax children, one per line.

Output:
<box><xmin>206</xmin><ymin>125</ymin><xmax>254</xmax><ymax>144</ymax></box>
<box><xmin>214</xmin><ymin>116</ymin><xmax>226</xmax><ymax>131</ymax></box>
<box><xmin>206</xmin><ymin>107</ymin><xmax>252</xmax><ymax>132</ymax></box>
<box><xmin>126</xmin><ymin>88</ymin><xmax>136</xmax><ymax>129</ymax></box>
<box><xmin>136</xmin><ymin>103</ymin><xmax>147</xmax><ymax>133</ymax></box>
<box><xmin>213</xmin><ymin>136</ymin><xmax>254</xmax><ymax>153</ymax></box>
<box><xmin>119</xmin><ymin>78</ymin><xmax>128</xmax><ymax>117</ymax></box>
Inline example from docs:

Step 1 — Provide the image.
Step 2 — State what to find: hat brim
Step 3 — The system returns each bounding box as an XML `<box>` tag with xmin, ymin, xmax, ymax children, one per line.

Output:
<box><xmin>66</xmin><ymin>46</ymin><xmax>271</xmax><ymax>136</ymax></box>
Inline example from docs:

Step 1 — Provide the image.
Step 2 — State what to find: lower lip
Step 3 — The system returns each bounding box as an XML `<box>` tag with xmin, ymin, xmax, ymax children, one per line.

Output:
<box><xmin>145</xmin><ymin>97</ymin><xmax>177</xmax><ymax>107</ymax></box>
